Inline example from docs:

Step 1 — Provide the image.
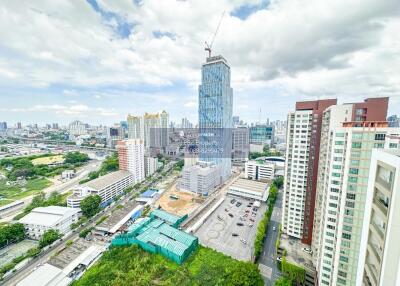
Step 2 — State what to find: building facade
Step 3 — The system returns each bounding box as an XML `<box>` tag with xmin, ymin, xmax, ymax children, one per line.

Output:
<box><xmin>144</xmin><ymin>155</ymin><xmax>159</xmax><ymax>177</ymax></box>
<box><xmin>357</xmin><ymin>149</ymin><xmax>400</xmax><ymax>286</ymax></box>
<box><xmin>198</xmin><ymin>55</ymin><xmax>233</xmax><ymax>181</ymax></box>
<box><xmin>282</xmin><ymin>99</ymin><xmax>337</xmax><ymax>242</ymax></box>
<box><xmin>117</xmin><ymin>139</ymin><xmax>145</xmax><ymax>184</ymax></box>
<box><xmin>249</xmin><ymin>124</ymin><xmax>274</xmax><ymax>146</ymax></box>
<box><xmin>68</xmin><ymin>120</ymin><xmax>87</xmax><ymax>136</ymax></box>
<box><xmin>19</xmin><ymin>206</ymin><xmax>81</xmax><ymax>239</ymax></box>
<box><xmin>179</xmin><ymin>161</ymin><xmax>221</xmax><ymax>196</ymax></box>
<box><xmin>127</xmin><ymin>115</ymin><xmax>143</xmax><ymax>140</ymax></box>
<box><xmin>232</xmin><ymin>126</ymin><xmax>249</xmax><ymax>165</ymax></box>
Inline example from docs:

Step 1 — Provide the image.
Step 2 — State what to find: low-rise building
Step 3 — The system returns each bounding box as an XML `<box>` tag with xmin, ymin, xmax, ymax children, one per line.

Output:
<box><xmin>179</xmin><ymin>161</ymin><xmax>221</xmax><ymax>196</ymax></box>
<box><xmin>145</xmin><ymin>156</ymin><xmax>158</xmax><ymax>177</ymax></box>
<box><xmin>67</xmin><ymin>170</ymin><xmax>133</xmax><ymax>208</ymax></box>
<box><xmin>19</xmin><ymin>206</ymin><xmax>81</xmax><ymax>239</ymax></box>
<box><xmin>245</xmin><ymin>156</ymin><xmax>285</xmax><ymax>181</ymax></box>
<box><xmin>61</xmin><ymin>170</ymin><xmax>75</xmax><ymax>180</ymax></box>
<box><xmin>227</xmin><ymin>178</ymin><xmax>269</xmax><ymax>202</ymax></box>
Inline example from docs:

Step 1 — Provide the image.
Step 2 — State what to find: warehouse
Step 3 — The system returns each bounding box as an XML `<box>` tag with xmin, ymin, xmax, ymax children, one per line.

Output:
<box><xmin>227</xmin><ymin>178</ymin><xmax>269</xmax><ymax>202</ymax></box>
<box><xmin>112</xmin><ymin>210</ymin><xmax>197</xmax><ymax>264</ymax></box>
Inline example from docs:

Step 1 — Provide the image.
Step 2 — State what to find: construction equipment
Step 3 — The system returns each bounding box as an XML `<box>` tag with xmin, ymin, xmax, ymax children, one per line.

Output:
<box><xmin>205</xmin><ymin>11</ymin><xmax>225</xmax><ymax>58</ymax></box>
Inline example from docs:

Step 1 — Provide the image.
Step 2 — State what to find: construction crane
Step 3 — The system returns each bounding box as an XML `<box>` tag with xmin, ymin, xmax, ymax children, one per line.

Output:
<box><xmin>205</xmin><ymin>11</ymin><xmax>225</xmax><ymax>58</ymax></box>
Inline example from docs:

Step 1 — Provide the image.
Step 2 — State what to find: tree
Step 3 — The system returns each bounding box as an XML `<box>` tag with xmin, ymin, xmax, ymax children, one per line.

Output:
<box><xmin>39</xmin><ymin>229</ymin><xmax>61</xmax><ymax>248</ymax></box>
<box><xmin>64</xmin><ymin>152</ymin><xmax>89</xmax><ymax>164</ymax></box>
<box><xmin>0</xmin><ymin>223</ymin><xmax>25</xmax><ymax>247</ymax></box>
<box><xmin>80</xmin><ymin>195</ymin><xmax>102</xmax><ymax>217</ymax></box>
<box><xmin>275</xmin><ymin>277</ymin><xmax>292</xmax><ymax>286</ymax></box>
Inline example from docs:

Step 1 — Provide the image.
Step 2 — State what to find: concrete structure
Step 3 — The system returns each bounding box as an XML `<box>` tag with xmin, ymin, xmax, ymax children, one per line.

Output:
<box><xmin>198</xmin><ymin>55</ymin><xmax>233</xmax><ymax>181</ymax></box>
<box><xmin>112</xmin><ymin>210</ymin><xmax>197</xmax><ymax>265</ymax></box>
<box><xmin>144</xmin><ymin>155</ymin><xmax>159</xmax><ymax>177</ymax></box>
<box><xmin>61</xmin><ymin>170</ymin><xmax>75</xmax><ymax>180</ymax></box>
<box><xmin>117</xmin><ymin>139</ymin><xmax>145</xmax><ymax>183</ymax></box>
<box><xmin>387</xmin><ymin>115</ymin><xmax>399</xmax><ymax>127</ymax></box>
<box><xmin>16</xmin><ymin>263</ymin><xmax>72</xmax><ymax>286</ymax></box>
<box><xmin>245</xmin><ymin>157</ymin><xmax>285</xmax><ymax>181</ymax></box>
<box><xmin>249</xmin><ymin>124</ymin><xmax>274</xmax><ymax>146</ymax></box>
<box><xmin>357</xmin><ymin>149</ymin><xmax>400</xmax><ymax>286</ymax></box>
<box><xmin>282</xmin><ymin>99</ymin><xmax>337</xmax><ymax>243</ymax></box>
<box><xmin>227</xmin><ymin>178</ymin><xmax>269</xmax><ymax>201</ymax></box>
<box><xmin>127</xmin><ymin>114</ymin><xmax>143</xmax><ymax>140</ymax></box>
<box><xmin>232</xmin><ymin>125</ymin><xmax>249</xmax><ymax>165</ymax></box>
<box><xmin>19</xmin><ymin>206</ymin><xmax>81</xmax><ymax>239</ymax></box>
<box><xmin>107</xmin><ymin>126</ymin><xmax>124</xmax><ymax>149</ymax></box>
<box><xmin>67</xmin><ymin>170</ymin><xmax>133</xmax><ymax>208</ymax></box>
<box><xmin>179</xmin><ymin>161</ymin><xmax>221</xmax><ymax>196</ymax></box>
<box><xmin>310</xmin><ymin>98</ymin><xmax>393</xmax><ymax>286</ymax></box>
<box><xmin>0</xmin><ymin>121</ymin><xmax>7</xmax><ymax>131</ymax></box>
<box><xmin>68</xmin><ymin>120</ymin><xmax>87</xmax><ymax>136</ymax></box>
<box><xmin>143</xmin><ymin>111</ymin><xmax>169</xmax><ymax>150</ymax></box>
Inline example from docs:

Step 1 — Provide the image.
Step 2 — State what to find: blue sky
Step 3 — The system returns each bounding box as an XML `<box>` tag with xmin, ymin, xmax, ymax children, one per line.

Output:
<box><xmin>0</xmin><ymin>0</ymin><xmax>399</xmax><ymax>126</ymax></box>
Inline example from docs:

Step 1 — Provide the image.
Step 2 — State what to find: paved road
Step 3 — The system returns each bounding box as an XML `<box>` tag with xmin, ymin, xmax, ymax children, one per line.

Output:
<box><xmin>258</xmin><ymin>191</ymin><xmax>283</xmax><ymax>286</ymax></box>
<box><xmin>0</xmin><ymin>160</ymin><xmax>101</xmax><ymax>222</ymax></box>
<box><xmin>2</xmin><ymin>162</ymin><xmax>175</xmax><ymax>285</ymax></box>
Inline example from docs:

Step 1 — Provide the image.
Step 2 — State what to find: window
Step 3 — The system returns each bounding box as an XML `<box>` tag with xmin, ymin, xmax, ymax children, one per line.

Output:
<box><xmin>348</xmin><ymin>177</ymin><xmax>358</xmax><ymax>183</ymax></box>
<box><xmin>343</xmin><ymin>225</ymin><xmax>352</xmax><ymax>232</ymax></box>
<box><xmin>349</xmin><ymin>168</ymin><xmax>359</xmax><ymax>175</ymax></box>
<box><xmin>342</xmin><ymin>233</ymin><xmax>351</xmax><ymax>240</ymax></box>
<box><xmin>336</xmin><ymin>133</ymin><xmax>345</xmax><ymax>137</ymax></box>
<box><xmin>389</xmin><ymin>143</ymin><xmax>398</xmax><ymax>148</ymax></box>
<box><xmin>333</xmin><ymin>165</ymin><xmax>342</xmax><ymax>170</ymax></box>
<box><xmin>346</xmin><ymin>193</ymin><xmax>356</xmax><ymax>200</ymax></box>
<box><xmin>352</xmin><ymin>133</ymin><xmax>363</xmax><ymax>139</ymax></box>
<box><xmin>375</xmin><ymin>133</ymin><xmax>385</xmax><ymax>141</ymax></box>
<box><xmin>339</xmin><ymin>256</ymin><xmax>348</xmax><ymax>262</ymax></box>
<box><xmin>374</xmin><ymin>143</ymin><xmax>384</xmax><ymax>148</ymax></box>
<box><xmin>332</xmin><ymin>173</ymin><xmax>341</xmax><ymax>178</ymax></box>
<box><xmin>352</xmin><ymin>142</ymin><xmax>362</xmax><ymax>148</ymax></box>
<box><xmin>335</xmin><ymin>141</ymin><xmax>344</xmax><ymax>146</ymax></box>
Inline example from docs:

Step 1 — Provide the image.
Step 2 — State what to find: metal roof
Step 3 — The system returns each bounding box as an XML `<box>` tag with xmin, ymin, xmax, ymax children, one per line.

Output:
<box><xmin>84</xmin><ymin>170</ymin><xmax>132</xmax><ymax>190</ymax></box>
<box><xmin>19</xmin><ymin>206</ymin><xmax>80</xmax><ymax>227</ymax></box>
<box><xmin>151</xmin><ymin>209</ymin><xmax>181</xmax><ymax>226</ymax></box>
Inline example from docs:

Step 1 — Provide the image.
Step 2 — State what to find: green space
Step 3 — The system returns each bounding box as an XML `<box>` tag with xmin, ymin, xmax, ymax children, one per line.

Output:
<box><xmin>173</xmin><ymin>159</ymin><xmax>184</xmax><ymax>171</ymax></box>
<box><xmin>0</xmin><ymin>223</ymin><xmax>25</xmax><ymax>248</ymax></box>
<box><xmin>279</xmin><ymin>257</ymin><xmax>306</xmax><ymax>285</ymax></box>
<box><xmin>79</xmin><ymin>153</ymin><xmax>118</xmax><ymax>184</ymax></box>
<box><xmin>0</xmin><ymin>178</ymin><xmax>52</xmax><ymax>202</ymax></box>
<box><xmin>80</xmin><ymin>195</ymin><xmax>102</xmax><ymax>217</ymax></box>
<box><xmin>39</xmin><ymin>229</ymin><xmax>61</xmax><ymax>249</ymax></box>
<box><xmin>249</xmin><ymin>145</ymin><xmax>283</xmax><ymax>160</ymax></box>
<box><xmin>73</xmin><ymin>245</ymin><xmax>263</xmax><ymax>286</ymax></box>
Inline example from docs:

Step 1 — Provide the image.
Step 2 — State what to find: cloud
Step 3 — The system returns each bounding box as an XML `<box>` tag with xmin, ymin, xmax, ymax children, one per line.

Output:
<box><xmin>184</xmin><ymin>100</ymin><xmax>197</xmax><ymax>108</ymax></box>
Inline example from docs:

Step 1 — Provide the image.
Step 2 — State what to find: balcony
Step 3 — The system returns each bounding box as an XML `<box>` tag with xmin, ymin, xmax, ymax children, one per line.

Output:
<box><xmin>370</xmin><ymin>221</ymin><xmax>385</xmax><ymax>240</ymax></box>
<box><xmin>373</xmin><ymin>198</ymin><xmax>388</xmax><ymax>216</ymax></box>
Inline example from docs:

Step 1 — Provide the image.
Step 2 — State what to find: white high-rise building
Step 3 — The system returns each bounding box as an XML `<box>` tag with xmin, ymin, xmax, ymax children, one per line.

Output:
<box><xmin>117</xmin><ymin>139</ymin><xmax>145</xmax><ymax>184</ymax></box>
<box><xmin>357</xmin><ymin>149</ymin><xmax>400</xmax><ymax>286</ymax></box>
<box><xmin>144</xmin><ymin>156</ymin><xmax>159</xmax><ymax>177</ymax></box>
<box><xmin>127</xmin><ymin>115</ymin><xmax>144</xmax><ymax>140</ymax></box>
<box><xmin>68</xmin><ymin>120</ymin><xmax>87</xmax><ymax>136</ymax></box>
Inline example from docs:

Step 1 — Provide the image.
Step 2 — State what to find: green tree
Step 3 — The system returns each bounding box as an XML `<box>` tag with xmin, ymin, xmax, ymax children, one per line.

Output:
<box><xmin>64</xmin><ymin>152</ymin><xmax>90</xmax><ymax>164</ymax></box>
<box><xmin>0</xmin><ymin>223</ymin><xmax>25</xmax><ymax>247</ymax></box>
<box><xmin>80</xmin><ymin>195</ymin><xmax>102</xmax><ymax>217</ymax></box>
<box><xmin>275</xmin><ymin>277</ymin><xmax>292</xmax><ymax>286</ymax></box>
<box><xmin>39</xmin><ymin>229</ymin><xmax>61</xmax><ymax>248</ymax></box>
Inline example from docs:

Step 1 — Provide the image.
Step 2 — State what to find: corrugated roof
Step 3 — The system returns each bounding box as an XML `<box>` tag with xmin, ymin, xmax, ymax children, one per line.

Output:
<box><xmin>151</xmin><ymin>209</ymin><xmax>181</xmax><ymax>225</ymax></box>
<box><xmin>84</xmin><ymin>170</ymin><xmax>132</xmax><ymax>190</ymax></box>
<box><xmin>19</xmin><ymin>206</ymin><xmax>80</xmax><ymax>227</ymax></box>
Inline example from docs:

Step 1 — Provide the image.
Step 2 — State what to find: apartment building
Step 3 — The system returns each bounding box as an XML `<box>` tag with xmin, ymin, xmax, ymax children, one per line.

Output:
<box><xmin>179</xmin><ymin>161</ymin><xmax>221</xmax><ymax>196</ymax></box>
<box><xmin>144</xmin><ymin>155</ymin><xmax>159</xmax><ymax>177</ymax></box>
<box><xmin>117</xmin><ymin>139</ymin><xmax>145</xmax><ymax>184</ymax></box>
<box><xmin>232</xmin><ymin>126</ymin><xmax>249</xmax><ymax>165</ymax></box>
<box><xmin>356</xmin><ymin>149</ymin><xmax>400</xmax><ymax>286</ymax></box>
<box><xmin>282</xmin><ymin>99</ymin><xmax>337</xmax><ymax>242</ymax></box>
<box><xmin>311</xmin><ymin>98</ymin><xmax>396</xmax><ymax>286</ymax></box>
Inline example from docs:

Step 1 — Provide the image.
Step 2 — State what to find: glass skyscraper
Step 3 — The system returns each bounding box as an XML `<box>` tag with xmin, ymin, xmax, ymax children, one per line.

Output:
<box><xmin>198</xmin><ymin>55</ymin><xmax>233</xmax><ymax>181</ymax></box>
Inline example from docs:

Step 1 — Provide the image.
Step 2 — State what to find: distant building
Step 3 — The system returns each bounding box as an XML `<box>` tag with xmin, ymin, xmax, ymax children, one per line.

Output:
<box><xmin>144</xmin><ymin>156</ymin><xmax>158</xmax><ymax>177</ymax></box>
<box><xmin>232</xmin><ymin>116</ymin><xmax>240</xmax><ymax>126</ymax></box>
<box><xmin>117</xmin><ymin>139</ymin><xmax>145</xmax><ymax>184</ymax></box>
<box><xmin>67</xmin><ymin>170</ymin><xmax>133</xmax><ymax>208</ymax></box>
<box><xmin>227</xmin><ymin>178</ymin><xmax>269</xmax><ymax>202</ymax></box>
<box><xmin>52</xmin><ymin>123</ymin><xmax>59</xmax><ymax>130</ymax></box>
<box><xmin>19</xmin><ymin>206</ymin><xmax>81</xmax><ymax>239</ymax></box>
<box><xmin>245</xmin><ymin>157</ymin><xmax>285</xmax><ymax>181</ymax></box>
<box><xmin>0</xmin><ymin>122</ymin><xmax>7</xmax><ymax>131</ymax></box>
<box><xmin>387</xmin><ymin>115</ymin><xmax>400</xmax><ymax>127</ymax></box>
<box><xmin>127</xmin><ymin>115</ymin><xmax>143</xmax><ymax>140</ymax></box>
<box><xmin>16</xmin><ymin>122</ymin><xmax>22</xmax><ymax>129</ymax></box>
<box><xmin>199</xmin><ymin>55</ymin><xmax>233</xmax><ymax>181</ymax></box>
<box><xmin>61</xmin><ymin>170</ymin><xmax>75</xmax><ymax>180</ymax></box>
<box><xmin>143</xmin><ymin>111</ymin><xmax>169</xmax><ymax>150</ymax></box>
<box><xmin>107</xmin><ymin>126</ymin><xmax>124</xmax><ymax>149</ymax></box>
<box><xmin>181</xmin><ymin>117</ymin><xmax>193</xmax><ymax>129</ymax></box>
<box><xmin>249</xmin><ymin>124</ymin><xmax>274</xmax><ymax>146</ymax></box>
<box><xmin>179</xmin><ymin>161</ymin><xmax>221</xmax><ymax>196</ymax></box>
<box><xmin>68</xmin><ymin>120</ymin><xmax>87</xmax><ymax>136</ymax></box>
<box><xmin>232</xmin><ymin>126</ymin><xmax>249</xmax><ymax>165</ymax></box>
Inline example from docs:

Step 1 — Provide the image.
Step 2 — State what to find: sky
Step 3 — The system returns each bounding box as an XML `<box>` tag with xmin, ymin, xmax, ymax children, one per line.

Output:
<box><xmin>0</xmin><ymin>0</ymin><xmax>399</xmax><ymax>126</ymax></box>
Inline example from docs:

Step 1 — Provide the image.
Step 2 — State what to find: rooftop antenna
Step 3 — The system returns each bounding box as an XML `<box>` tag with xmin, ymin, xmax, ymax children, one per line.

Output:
<box><xmin>205</xmin><ymin>11</ymin><xmax>225</xmax><ymax>58</ymax></box>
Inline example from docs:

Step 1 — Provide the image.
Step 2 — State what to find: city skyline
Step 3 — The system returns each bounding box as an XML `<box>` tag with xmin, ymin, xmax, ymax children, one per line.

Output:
<box><xmin>1</xmin><ymin>0</ymin><xmax>399</xmax><ymax>125</ymax></box>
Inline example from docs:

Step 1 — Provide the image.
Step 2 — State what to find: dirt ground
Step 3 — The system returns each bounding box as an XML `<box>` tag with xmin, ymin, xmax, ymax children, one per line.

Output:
<box><xmin>155</xmin><ymin>183</ymin><xmax>204</xmax><ymax>216</ymax></box>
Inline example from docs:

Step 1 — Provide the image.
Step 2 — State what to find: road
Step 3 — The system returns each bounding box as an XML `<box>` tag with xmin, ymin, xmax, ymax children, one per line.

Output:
<box><xmin>0</xmin><ymin>160</ymin><xmax>101</xmax><ymax>222</ymax></box>
<box><xmin>258</xmin><ymin>190</ymin><xmax>283</xmax><ymax>286</ymax></box>
<box><xmin>2</xmin><ymin>161</ymin><xmax>175</xmax><ymax>285</ymax></box>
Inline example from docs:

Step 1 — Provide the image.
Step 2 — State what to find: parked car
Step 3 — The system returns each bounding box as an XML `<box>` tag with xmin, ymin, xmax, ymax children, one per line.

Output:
<box><xmin>217</xmin><ymin>215</ymin><xmax>223</xmax><ymax>221</ymax></box>
<box><xmin>273</xmin><ymin>226</ymin><xmax>276</xmax><ymax>231</ymax></box>
<box><xmin>303</xmin><ymin>247</ymin><xmax>312</xmax><ymax>254</ymax></box>
<box><xmin>230</xmin><ymin>199</ymin><xmax>236</xmax><ymax>204</ymax></box>
<box><xmin>232</xmin><ymin>233</ymin><xmax>239</xmax><ymax>237</ymax></box>
<box><xmin>276</xmin><ymin>256</ymin><xmax>282</xmax><ymax>262</ymax></box>
<box><xmin>237</xmin><ymin>222</ymin><xmax>244</xmax><ymax>226</ymax></box>
<box><xmin>250</xmin><ymin>218</ymin><xmax>255</xmax><ymax>222</ymax></box>
<box><xmin>228</xmin><ymin>213</ymin><xmax>234</xmax><ymax>218</ymax></box>
<box><xmin>248</xmin><ymin>224</ymin><xmax>254</xmax><ymax>227</ymax></box>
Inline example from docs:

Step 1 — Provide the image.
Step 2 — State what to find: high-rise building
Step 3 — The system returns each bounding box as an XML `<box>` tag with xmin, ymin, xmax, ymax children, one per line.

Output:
<box><xmin>181</xmin><ymin>118</ymin><xmax>193</xmax><ymax>129</ymax></box>
<box><xmin>387</xmin><ymin>115</ymin><xmax>399</xmax><ymax>127</ymax></box>
<box><xmin>357</xmin><ymin>149</ymin><xmax>400</xmax><ymax>286</ymax></box>
<box><xmin>282</xmin><ymin>99</ymin><xmax>337</xmax><ymax>243</ymax></box>
<box><xmin>143</xmin><ymin>111</ymin><xmax>169</xmax><ymax>150</ymax></box>
<box><xmin>310</xmin><ymin>97</ymin><xmax>393</xmax><ymax>286</ymax></box>
<box><xmin>117</xmin><ymin>139</ymin><xmax>145</xmax><ymax>184</ymax></box>
<box><xmin>233</xmin><ymin>116</ymin><xmax>240</xmax><ymax>126</ymax></box>
<box><xmin>144</xmin><ymin>156</ymin><xmax>159</xmax><ymax>177</ymax></box>
<box><xmin>232</xmin><ymin>126</ymin><xmax>249</xmax><ymax>164</ymax></box>
<box><xmin>198</xmin><ymin>55</ymin><xmax>233</xmax><ymax>181</ymax></box>
<box><xmin>0</xmin><ymin>122</ymin><xmax>7</xmax><ymax>131</ymax></box>
<box><xmin>127</xmin><ymin>115</ymin><xmax>144</xmax><ymax>140</ymax></box>
<box><xmin>249</xmin><ymin>124</ymin><xmax>274</xmax><ymax>146</ymax></box>
<box><xmin>52</xmin><ymin>123</ymin><xmax>59</xmax><ymax>130</ymax></box>
<box><xmin>107</xmin><ymin>126</ymin><xmax>124</xmax><ymax>149</ymax></box>
<box><xmin>16</xmin><ymin>122</ymin><xmax>22</xmax><ymax>129</ymax></box>
<box><xmin>68</xmin><ymin>120</ymin><xmax>87</xmax><ymax>136</ymax></box>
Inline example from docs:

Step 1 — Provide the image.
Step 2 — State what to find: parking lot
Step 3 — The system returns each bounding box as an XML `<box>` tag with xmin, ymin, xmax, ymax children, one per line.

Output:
<box><xmin>195</xmin><ymin>195</ymin><xmax>267</xmax><ymax>261</ymax></box>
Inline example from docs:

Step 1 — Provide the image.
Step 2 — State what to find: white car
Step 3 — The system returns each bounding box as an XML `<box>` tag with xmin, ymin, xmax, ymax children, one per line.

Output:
<box><xmin>302</xmin><ymin>247</ymin><xmax>312</xmax><ymax>254</ymax></box>
<box><xmin>272</xmin><ymin>226</ymin><xmax>276</xmax><ymax>231</ymax></box>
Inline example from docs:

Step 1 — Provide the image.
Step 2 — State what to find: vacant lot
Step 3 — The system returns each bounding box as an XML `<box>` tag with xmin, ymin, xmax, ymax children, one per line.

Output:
<box><xmin>31</xmin><ymin>155</ymin><xmax>64</xmax><ymax>166</ymax></box>
<box><xmin>0</xmin><ymin>178</ymin><xmax>52</xmax><ymax>204</ymax></box>
<box><xmin>0</xmin><ymin>239</ymin><xmax>38</xmax><ymax>267</ymax></box>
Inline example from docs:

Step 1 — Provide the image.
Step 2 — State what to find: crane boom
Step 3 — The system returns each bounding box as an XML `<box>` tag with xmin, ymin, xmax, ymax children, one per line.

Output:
<box><xmin>205</xmin><ymin>11</ymin><xmax>225</xmax><ymax>58</ymax></box>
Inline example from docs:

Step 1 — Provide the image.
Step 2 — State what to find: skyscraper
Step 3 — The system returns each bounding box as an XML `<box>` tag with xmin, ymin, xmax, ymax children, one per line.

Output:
<box><xmin>198</xmin><ymin>55</ymin><xmax>233</xmax><ymax>181</ymax></box>
<box><xmin>127</xmin><ymin>115</ymin><xmax>143</xmax><ymax>140</ymax></box>
<box><xmin>117</xmin><ymin>139</ymin><xmax>145</xmax><ymax>184</ymax></box>
<box><xmin>282</xmin><ymin>99</ymin><xmax>337</xmax><ymax>243</ymax></box>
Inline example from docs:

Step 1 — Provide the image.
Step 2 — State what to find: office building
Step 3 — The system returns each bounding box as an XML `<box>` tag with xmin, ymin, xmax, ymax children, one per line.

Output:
<box><xmin>310</xmin><ymin>97</ymin><xmax>393</xmax><ymax>286</ymax></box>
<box><xmin>181</xmin><ymin>117</ymin><xmax>193</xmax><ymax>129</ymax></box>
<box><xmin>52</xmin><ymin>123</ymin><xmax>59</xmax><ymax>130</ymax></box>
<box><xmin>0</xmin><ymin>122</ymin><xmax>7</xmax><ymax>131</ymax></box>
<box><xmin>357</xmin><ymin>149</ymin><xmax>400</xmax><ymax>286</ymax></box>
<box><xmin>387</xmin><ymin>115</ymin><xmax>399</xmax><ymax>127</ymax></box>
<box><xmin>227</xmin><ymin>178</ymin><xmax>269</xmax><ymax>202</ymax></box>
<box><xmin>179</xmin><ymin>161</ymin><xmax>221</xmax><ymax>196</ymax></box>
<box><xmin>282</xmin><ymin>99</ymin><xmax>337</xmax><ymax>243</ymax></box>
<box><xmin>249</xmin><ymin>124</ymin><xmax>274</xmax><ymax>146</ymax></box>
<box><xmin>127</xmin><ymin>115</ymin><xmax>144</xmax><ymax>140</ymax></box>
<box><xmin>198</xmin><ymin>55</ymin><xmax>233</xmax><ymax>181</ymax></box>
<box><xmin>19</xmin><ymin>206</ymin><xmax>81</xmax><ymax>239</ymax></box>
<box><xmin>232</xmin><ymin>126</ymin><xmax>249</xmax><ymax>165</ymax></box>
<box><xmin>143</xmin><ymin>111</ymin><xmax>169</xmax><ymax>149</ymax></box>
<box><xmin>67</xmin><ymin>170</ymin><xmax>133</xmax><ymax>208</ymax></box>
<box><xmin>232</xmin><ymin>116</ymin><xmax>240</xmax><ymax>126</ymax></box>
<box><xmin>68</xmin><ymin>120</ymin><xmax>87</xmax><ymax>136</ymax></box>
<box><xmin>16</xmin><ymin>122</ymin><xmax>22</xmax><ymax>129</ymax></box>
<box><xmin>117</xmin><ymin>139</ymin><xmax>145</xmax><ymax>183</ymax></box>
<box><xmin>245</xmin><ymin>157</ymin><xmax>285</xmax><ymax>181</ymax></box>
<box><xmin>107</xmin><ymin>126</ymin><xmax>124</xmax><ymax>148</ymax></box>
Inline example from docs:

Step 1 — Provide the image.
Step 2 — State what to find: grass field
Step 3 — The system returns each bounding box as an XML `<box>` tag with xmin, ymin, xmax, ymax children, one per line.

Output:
<box><xmin>0</xmin><ymin>178</ymin><xmax>53</xmax><ymax>206</ymax></box>
<box><xmin>31</xmin><ymin>155</ymin><xmax>64</xmax><ymax>166</ymax></box>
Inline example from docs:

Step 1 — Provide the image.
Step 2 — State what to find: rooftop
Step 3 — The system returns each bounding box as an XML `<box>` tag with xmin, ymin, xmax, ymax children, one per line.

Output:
<box><xmin>150</xmin><ymin>209</ymin><xmax>184</xmax><ymax>226</ymax></box>
<box><xmin>19</xmin><ymin>206</ymin><xmax>80</xmax><ymax>227</ymax></box>
<box><xmin>229</xmin><ymin>178</ymin><xmax>269</xmax><ymax>194</ymax></box>
<box><xmin>16</xmin><ymin>263</ymin><xmax>71</xmax><ymax>286</ymax></box>
<box><xmin>84</xmin><ymin>170</ymin><xmax>132</xmax><ymax>190</ymax></box>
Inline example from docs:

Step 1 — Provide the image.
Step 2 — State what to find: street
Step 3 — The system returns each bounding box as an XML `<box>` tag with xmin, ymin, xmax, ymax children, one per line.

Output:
<box><xmin>258</xmin><ymin>190</ymin><xmax>283</xmax><ymax>286</ymax></box>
